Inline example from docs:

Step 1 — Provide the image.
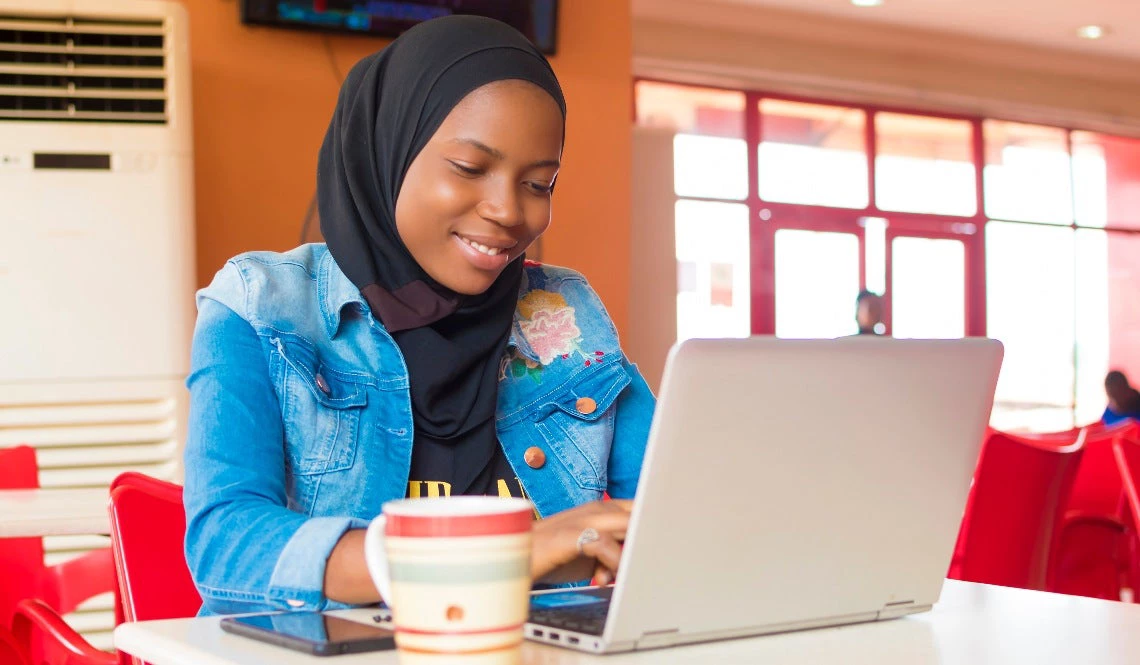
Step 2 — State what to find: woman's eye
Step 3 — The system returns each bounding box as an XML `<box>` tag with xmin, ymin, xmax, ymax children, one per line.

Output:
<box><xmin>449</xmin><ymin>161</ymin><xmax>482</xmax><ymax>176</ymax></box>
<box><xmin>526</xmin><ymin>181</ymin><xmax>554</xmax><ymax>195</ymax></box>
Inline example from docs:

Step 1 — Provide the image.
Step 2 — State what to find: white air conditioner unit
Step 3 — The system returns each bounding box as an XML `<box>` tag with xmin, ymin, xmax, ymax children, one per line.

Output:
<box><xmin>0</xmin><ymin>0</ymin><xmax>194</xmax><ymax>649</ymax></box>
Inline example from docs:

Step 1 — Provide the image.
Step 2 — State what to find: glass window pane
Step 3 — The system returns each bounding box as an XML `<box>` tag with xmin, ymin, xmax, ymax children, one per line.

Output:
<box><xmin>774</xmin><ymin>229</ymin><xmax>860</xmax><ymax>338</ymax></box>
<box><xmin>675</xmin><ymin>200</ymin><xmax>751</xmax><ymax>341</ymax></box>
<box><xmin>635</xmin><ymin>81</ymin><xmax>745</xmax><ymax>136</ymax></box>
<box><xmin>674</xmin><ymin>134</ymin><xmax>747</xmax><ymax>200</ymax></box>
<box><xmin>862</xmin><ymin>216</ymin><xmax>887</xmax><ymax>295</ymax></box>
<box><xmin>1072</xmin><ymin>131</ymin><xmax>1140</xmax><ymax>230</ymax></box>
<box><xmin>634</xmin><ymin>81</ymin><xmax>746</xmax><ymax>201</ymax></box>
<box><xmin>1075</xmin><ymin>229</ymin><xmax>1140</xmax><ymax>425</ymax></box>
<box><xmin>875</xmin><ymin>113</ymin><xmax>976</xmax><ymax>216</ymax></box>
<box><xmin>986</xmin><ymin>221</ymin><xmax>1075</xmax><ymax>432</ymax></box>
<box><xmin>759</xmin><ymin>100</ymin><xmax>868</xmax><ymax>209</ymax></box>
<box><xmin>890</xmin><ymin>237</ymin><xmax>965</xmax><ymax>339</ymax></box>
<box><xmin>983</xmin><ymin>121</ymin><xmax>1072</xmax><ymax>225</ymax></box>
<box><xmin>1075</xmin><ymin>229</ymin><xmax>1109</xmax><ymax>425</ymax></box>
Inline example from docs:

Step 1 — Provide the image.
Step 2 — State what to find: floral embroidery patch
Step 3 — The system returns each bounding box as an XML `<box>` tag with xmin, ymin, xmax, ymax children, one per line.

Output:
<box><xmin>518</xmin><ymin>290</ymin><xmax>581</xmax><ymax>365</ymax></box>
<box><xmin>501</xmin><ymin>287</ymin><xmax>607</xmax><ymax>383</ymax></box>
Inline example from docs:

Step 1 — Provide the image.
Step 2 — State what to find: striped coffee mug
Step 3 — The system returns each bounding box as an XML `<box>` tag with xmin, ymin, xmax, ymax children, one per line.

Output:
<box><xmin>365</xmin><ymin>496</ymin><xmax>534</xmax><ymax>654</ymax></box>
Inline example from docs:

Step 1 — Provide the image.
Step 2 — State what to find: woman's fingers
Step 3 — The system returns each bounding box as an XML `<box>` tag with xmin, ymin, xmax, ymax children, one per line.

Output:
<box><xmin>580</xmin><ymin>532</ymin><xmax>624</xmax><ymax>577</ymax></box>
<box><xmin>593</xmin><ymin>561</ymin><xmax>612</xmax><ymax>586</ymax></box>
<box><xmin>531</xmin><ymin>499</ymin><xmax>635</xmax><ymax>583</ymax></box>
<box><xmin>582</xmin><ymin>503</ymin><xmax>630</xmax><ymax>585</ymax></box>
<box><xmin>572</xmin><ymin>503</ymin><xmax>631</xmax><ymax>535</ymax></box>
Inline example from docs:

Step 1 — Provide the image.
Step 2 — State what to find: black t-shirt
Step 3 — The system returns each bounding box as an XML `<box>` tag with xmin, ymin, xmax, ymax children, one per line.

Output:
<box><xmin>406</xmin><ymin>442</ymin><xmax>526</xmax><ymax>499</ymax></box>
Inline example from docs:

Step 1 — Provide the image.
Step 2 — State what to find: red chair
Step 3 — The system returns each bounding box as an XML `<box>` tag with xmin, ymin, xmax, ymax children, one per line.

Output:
<box><xmin>11</xmin><ymin>600</ymin><xmax>115</xmax><ymax>665</ymax></box>
<box><xmin>1049</xmin><ymin>421</ymin><xmax>1140</xmax><ymax>599</ymax></box>
<box><xmin>108</xmin><ymin>474</ymin><xmax>200</xmax><ymax>630</ymax></box>
<box><xmin>0</xmin><ymin>446</ymin><xmax>117</xmax><ymax>664</ymax></box>
<box><xmin>1065</xmin><ymin>421</ymin><xmax>1140</xmax><ymax>518</ymax></box>
<box><xmin>0</xmin><ymin>626</ymin><xmax>30</xmax><ymax>665</ymax></box>
<box><xmin>1017</xmin><ymin>427</ymin><xmax>1084</xmax><ymax>444</ymax></box>
<box><xmin>1049</xmin><ymin>509</ymin><xmax>1129</xmax><ymax>600</ymax></box>
<box><xmin>12</xmin><ymin>473</ymin><xmax>200</xmax><ymax>665</ymax></box>
<box><xmin>948</xmin><ymin>430</ymin><xmax>1085</xmax><ymax>591</ymax></box>
<box><xmin>1084</xmin><ymin>419</ymin><xmax>1131</xmax><ymax>435</ymax></box>
<box><xmin>1114</xmin><ymin>434</ymin><xmax>1140</xmax><ymax>599</ymax></box>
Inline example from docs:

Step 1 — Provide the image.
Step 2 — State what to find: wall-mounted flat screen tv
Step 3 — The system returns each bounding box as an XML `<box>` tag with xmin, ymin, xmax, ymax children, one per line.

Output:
<box><xmin>241</xmin><ymin>1</ymin><xmax>559</xmax><ymax>54</ymax></box>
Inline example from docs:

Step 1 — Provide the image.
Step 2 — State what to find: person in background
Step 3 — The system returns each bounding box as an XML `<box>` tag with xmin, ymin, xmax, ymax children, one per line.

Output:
<box><xmin>182</xmin><ymin>16</ymin><xmax>655</xmax><ymax>616</ymax></box>
<box><xmin>1102</xmin><ymin>370</ymin><xmax>1140</xmax><ymax>426</ymax></box>
<box><xmin>855</xmin><ymin>290</ymin><xmax>885</xmax><ymax>336</ymax></box>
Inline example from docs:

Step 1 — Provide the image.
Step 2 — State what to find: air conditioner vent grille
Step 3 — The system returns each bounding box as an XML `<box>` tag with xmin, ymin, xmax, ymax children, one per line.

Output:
<box><xmin>0</xmin><ymin>13</ymin><xmax>168</xmax><ymax>124</ymax></box>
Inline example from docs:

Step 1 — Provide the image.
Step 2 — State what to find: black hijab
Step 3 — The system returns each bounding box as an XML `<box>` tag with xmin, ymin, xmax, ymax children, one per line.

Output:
<box><xmin>317</xmin><ymin>16</ymin><xmax>566</xmax><ymax>494</ymax></box>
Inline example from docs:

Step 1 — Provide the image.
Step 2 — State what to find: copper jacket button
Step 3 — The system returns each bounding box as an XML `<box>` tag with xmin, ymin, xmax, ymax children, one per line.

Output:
<box><xmin>575</xmin><ymin>397</ymin><xmax>597</xmax><ymax>415</ymax></box>
<box><xmin>524</xmin><ymin>446</ymin><xmax>546</xmax><ymax>469</ymax></box>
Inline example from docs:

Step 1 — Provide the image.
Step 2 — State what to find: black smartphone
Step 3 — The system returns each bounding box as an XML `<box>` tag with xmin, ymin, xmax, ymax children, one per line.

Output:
<box><xmin>220</xmin><ymin>611</ymin><xmax>396</xmax><ymax>656</ymax></box>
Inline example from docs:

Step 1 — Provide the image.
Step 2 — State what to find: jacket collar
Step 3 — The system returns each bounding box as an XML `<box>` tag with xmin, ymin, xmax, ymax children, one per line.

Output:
<box><xmin>318</xmin><ymin>247</ymin><xmax>367</xmax><ymax>339</ymax></box>
<box><xmin>318</xmin><ymin>245</ymin><xmax>541</xmax><ymax>363</ymax></box>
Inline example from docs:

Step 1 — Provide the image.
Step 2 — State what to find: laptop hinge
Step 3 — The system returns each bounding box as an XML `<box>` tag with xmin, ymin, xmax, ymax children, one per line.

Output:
<box><xmin>877</xmin><ymin>600</ymin><xmax>923</xmax><ymax>620</ymax></box>
<box><xmin>635</xmin><ymin>628</ymin><xmax>680</xmax><ymax>649</ymax></box>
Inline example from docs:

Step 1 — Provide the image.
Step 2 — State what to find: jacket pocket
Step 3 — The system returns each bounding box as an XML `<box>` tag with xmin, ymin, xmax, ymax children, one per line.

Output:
<box><xmin>534</xmin><ymin>361</ymin><xmax>631</xmax><ymax>491</ymax></box>
<box><xmin>271</xmin><ymin>335</ymin><xmax>369</xmax><ymax>476</ymax></box>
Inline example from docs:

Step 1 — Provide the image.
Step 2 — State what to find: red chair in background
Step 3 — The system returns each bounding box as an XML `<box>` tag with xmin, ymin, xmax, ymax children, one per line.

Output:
<box><xmin>107</xmin><ymin>473</ymin><xmax>200</xmax><ymax>665</ymax></box>
<box><xmin>1049</xmin><ymin>421</ymin><xmax>1140</xmax><ymax>599</ymax></box>
<box><xmin>0</xmin><ymin>626</ymin><xmax>30</xmax><ymax>665</ymax></box>
<box><xmin>16</xmin><ymin>473</ymin><xmax>202</xmax><ymax>665</ymax></box>
<box><xmin>11</xmin><ymin>600</ymin><xmax>116</xmax><ymax>665</ymax></box>
<box><xmin>0</xmin><ymin>446</ymin><xmax>117</xmax><ymax>664</ymax></box>
<box><xmin>0</xmin><ymin>446</ymin><xmax>116</xmax><ymax>629</ymax></box>
<box><xmin>9</xmin><ymin>471</ymin><xmax>199</xmax><ymax>665</ymax></box>
<box><xmin>949</xmin><ymin>430</ymin><xmax>1085</xmax><ymax>591</ymax></box>
<box><xmin>1065</xmin><ymin>422</ymin><xmax>1140</xmax><ymax>518</ymax></box>
<box><xmin>1114</xmin><ymin>434</ymin><xmax>1140</xmax><ymax>599</ymax></box>
<box><xmin>1018</xmin><ymin>427</ymin><xmax>1084</xmax><ymax>444</ymax></box>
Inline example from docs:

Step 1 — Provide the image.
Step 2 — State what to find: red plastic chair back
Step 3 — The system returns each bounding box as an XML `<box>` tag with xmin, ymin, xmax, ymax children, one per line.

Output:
<box><xmin>1114</xmin><ymin>434</ymin><xmax>1140</xmax><ymax>595</ymax></box>
<box><xmin>1</xmin><ymin>446</ymin><xmax>117</xmax><ymax>663</ymax></box>
<box><xmin>1019</xmin><ymin>428</ymin><xmax>1083</xmax><ymax>444</ymax></box>
<box><xmin>108</xmin><ymin>475</ymin><xmax>201</xmax><ymax>624</ymax></box>
<box><xmin>1065</xmin><ymin>421</ymin><xmax>1140</xmax><ymax>518</ymax></box>
<box><xmin>950</xmin><ymin>430</ymin><xmax>1085</xmax><ymax>590</ymax></box>
<box><xmin>1047</xmin><ymin>422</ymin><xmax>1140</xmax><ymax>599</ymax></box>
<box><xmin>11</xmin><ymin>599</ymin><xmax>117</xmax><ymax>665</ymax></box>
<box><xmin>1115</xmin><ymin>435</ymin><xmax>1140</xmax><ymax>523</ymax></box>
<box><xmin>0</xmin><ymin>446</ymin><xmax>44</xmax><ymax>629</ymax></box>
<box><xmin>0</xmin><ymin>626</ymin><xmax>30</xmax><ymax>665</ymax></box>
<box><xmin>0</xmin><ymin>445</ymin><xmax>38</xmax><ymax>490</ymax></box>
<box><xmin>1083</xmin><ymin>419</ymin><xmax>1130</xmax><ymax>435</ymax></box>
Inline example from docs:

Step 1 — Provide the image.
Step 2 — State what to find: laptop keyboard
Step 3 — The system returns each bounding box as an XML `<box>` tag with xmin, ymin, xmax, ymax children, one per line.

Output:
<box><xmin>529</xmin><ymin>600</ymin><xmax>611</xmax><ymax>636</ymax></box>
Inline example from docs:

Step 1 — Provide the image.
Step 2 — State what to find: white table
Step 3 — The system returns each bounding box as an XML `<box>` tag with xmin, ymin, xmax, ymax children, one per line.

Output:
<box><xmin>0</xmin><ymin>488</ymin><xmax>111</xmax><ymax>537</ymax></box>
<box><xmin>113</xmin><ymin>580</ymin><xmax>1140</xmax><ymax>665</ymax></box>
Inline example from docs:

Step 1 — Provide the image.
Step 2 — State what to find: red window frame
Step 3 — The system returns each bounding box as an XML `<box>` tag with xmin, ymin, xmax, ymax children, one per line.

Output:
<box><xmin>635</xmin><ymin>77</ymin><xmax>1140</xmax><ymax>428</ymax></box>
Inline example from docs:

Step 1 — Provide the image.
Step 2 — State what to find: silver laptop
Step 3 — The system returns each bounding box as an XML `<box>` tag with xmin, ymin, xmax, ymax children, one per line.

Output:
<box><xmin>526</xmin><ymin>336</ymin><xmax>1003</xmax><ymax>653</ymax></box>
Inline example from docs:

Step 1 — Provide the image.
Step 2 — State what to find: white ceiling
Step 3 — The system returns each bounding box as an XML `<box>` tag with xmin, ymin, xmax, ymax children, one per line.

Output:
<box><xmin>662</xmin><ymin>0</ymin><xmax>1140</xmax><ymax>61</ymax></box>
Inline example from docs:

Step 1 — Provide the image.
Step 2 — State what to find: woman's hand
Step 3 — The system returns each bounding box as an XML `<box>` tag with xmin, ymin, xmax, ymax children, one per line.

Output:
<box><xmin>531</xmin><ymin>500</ymin><xmax>632</xmax><ymax>586</ymax></box>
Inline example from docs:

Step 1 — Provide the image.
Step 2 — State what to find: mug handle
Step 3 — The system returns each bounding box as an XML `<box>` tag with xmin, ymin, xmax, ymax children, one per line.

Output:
<box><xmin>364</xmin><ymin>514</ymin><xmax>393</xmax><ymax>608</ymax></box>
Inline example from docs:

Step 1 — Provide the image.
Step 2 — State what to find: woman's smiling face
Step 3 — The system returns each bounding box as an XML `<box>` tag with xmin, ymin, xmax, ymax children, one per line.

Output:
<box><xmin>394</xmin><ymin>79</ymin><xmax>564</xmax><ymax>295</ymax></box>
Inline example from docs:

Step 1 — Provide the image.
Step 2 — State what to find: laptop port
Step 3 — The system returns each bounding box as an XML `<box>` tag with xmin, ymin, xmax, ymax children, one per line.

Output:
<box><xmin>531</xmin><ymin>629</ymin><xmax>544</xmax><ymax>638</ymax></box>
<box><xmin>568</xmin><ymin>636</ymin><xmax>580</xmax><ymax>645</ymax></box>
<box><xmin>549</xmin><ymin>632</ymin><xmax>561</xmax><ymax>641</ymax></box>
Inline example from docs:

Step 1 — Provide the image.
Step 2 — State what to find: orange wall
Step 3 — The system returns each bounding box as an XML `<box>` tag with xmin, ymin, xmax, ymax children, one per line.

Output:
<box><xmin>180</xmin><ymin>1</ymin><xmax>632</xmax><ymax>334</ymax></box>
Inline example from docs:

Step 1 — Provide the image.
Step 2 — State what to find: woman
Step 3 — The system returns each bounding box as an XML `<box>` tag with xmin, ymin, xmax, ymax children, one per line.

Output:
<box><xmin>1103</xmin><ymin>370</ymin><xmax>1140</xmax><ymax>426</ymax></box>
<box><xmin>184</xmin><ymin>15</ymin><xmax>655</xmax><ymax>615</ymax></box>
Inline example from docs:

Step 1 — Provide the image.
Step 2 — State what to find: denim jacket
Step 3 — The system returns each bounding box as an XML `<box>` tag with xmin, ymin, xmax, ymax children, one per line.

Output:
<box><xmin>184</xmin><ymin>244</ymin><xmax>655</xmax><ymax>615</ymax></box>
